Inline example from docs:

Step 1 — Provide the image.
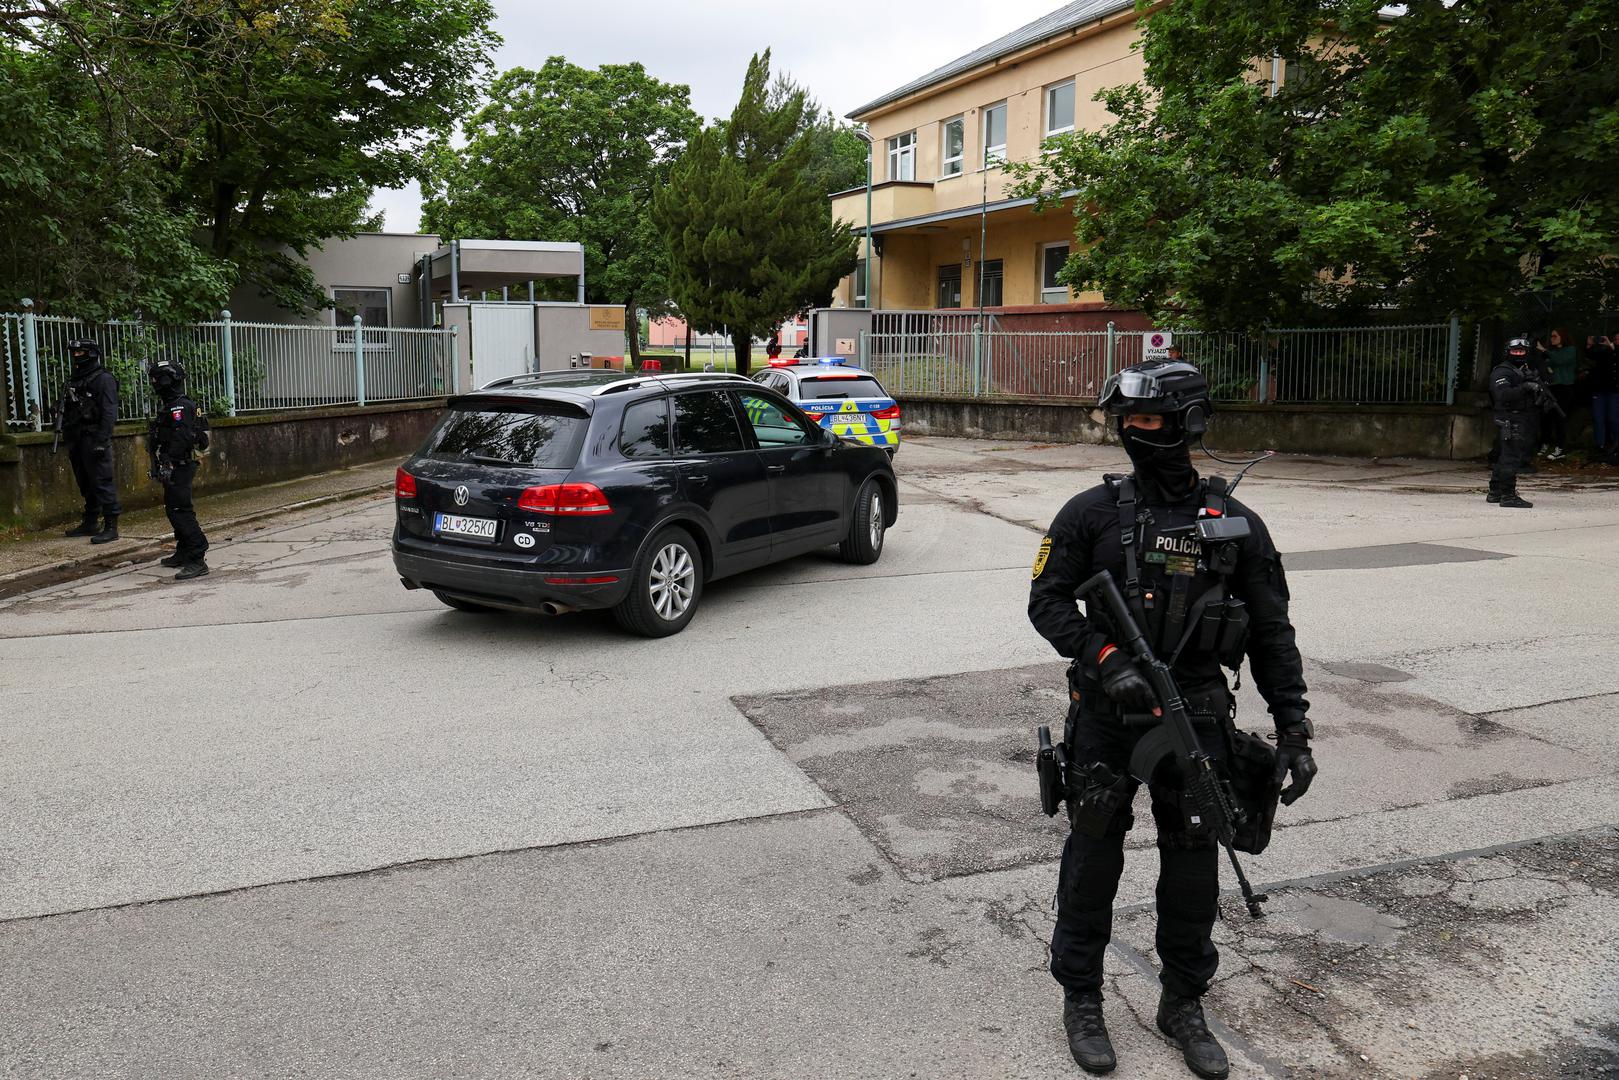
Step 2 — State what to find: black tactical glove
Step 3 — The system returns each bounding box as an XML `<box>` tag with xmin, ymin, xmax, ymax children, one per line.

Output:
<box><xmin>1274</xmin><ymin>727</ymin><xmax>1317</xmax><ymax>806</ymax></box>
<box><xmin>1098</xmin><ymin>647</ymin><xmax>1159</xmax><ymax>715</ymax></box>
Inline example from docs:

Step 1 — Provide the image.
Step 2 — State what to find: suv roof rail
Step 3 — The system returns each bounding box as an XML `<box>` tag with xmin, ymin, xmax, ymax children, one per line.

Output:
<box><xmin>592</xmin><ymin>371</ymin><xmax>754</xmax><ymax>396</ymax></box>
<box><xmin>478</xmin><ymin>370</ymin><xmax>631</xmax><ymax>391</ymax></box>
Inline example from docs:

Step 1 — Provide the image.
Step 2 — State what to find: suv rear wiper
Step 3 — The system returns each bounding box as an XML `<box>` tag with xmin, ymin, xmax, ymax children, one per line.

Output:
<box><xmin>460</xmin><ymin>453</ymin><xmax>524</xmax><ymax>466</ymax></box>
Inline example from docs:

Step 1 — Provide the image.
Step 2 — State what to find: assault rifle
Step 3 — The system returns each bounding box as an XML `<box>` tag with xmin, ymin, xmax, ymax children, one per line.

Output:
<box><xmin>49</xmin><ymin>384</ymin><xmax>76</xmax><ymax>455</ymax></box>
<box><xmin>1528</xmin><ymin>381</ymin><xmax>1566</xmax><ymax>419</ymax></box>
<box><xmin>1075</xmin><ymin>568</ymin><xmax>1270</xmax><ymax>918</ymax></box>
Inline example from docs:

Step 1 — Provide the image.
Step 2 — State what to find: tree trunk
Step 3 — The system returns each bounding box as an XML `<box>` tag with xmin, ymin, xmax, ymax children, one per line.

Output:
<box><xmin>733</xmin><ymin>330</ymin><xmax>751</xmax><ymax>377</ymax></box>
<box><xmin>625</xmin><ymin>297</ymin><xmax>640</xmax><ymax>368</ymax></box>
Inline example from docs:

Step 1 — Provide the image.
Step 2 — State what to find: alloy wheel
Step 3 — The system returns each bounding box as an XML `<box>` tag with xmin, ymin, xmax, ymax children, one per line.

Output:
<box><xmin>650</xmin><ymin>543</ymin><xmax>695</xmax><ymax>621</ymax></box>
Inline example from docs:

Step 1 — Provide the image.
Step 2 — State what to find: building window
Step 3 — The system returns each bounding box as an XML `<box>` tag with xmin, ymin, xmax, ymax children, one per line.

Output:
<box><xmin>941</xmin><ymin>116</ymin><xmax>965</xmax><ymax>177</ymax></box>
<box><xmin>1040</xmin><ymin>244</ymin><xmax>1070</xmax><ymax>304</ymax></box>
<box><xmin>887</xmin><ymin>131</ymin><xmax>916</xmax><ymax>182</ymax></box>
<box><xmin>978</xmin><ymin>260</ymin><xmax>1004</xmax><ymax>307</ymax></box>
<box><xmin>1045</xmin><ymin>80</ymin><xmax>1075</xmax><ymax>138</ymax></box>
<box><xmin>854</xmin><ymin>259</ymin><xmax>868</xmax><ymax>307</ymax></box>
<box><xmin>983</xmin><ymin>102</ymin><xmax>1007</xmax><ymax>165</ymax></box>
<box><xmin>334</xmin><ymin>288</ymin><xmax>390</xmax><ymax>328</ymax></box>
<box><xmin>937</xmin><ymin>264</ymin><xmax>962</xmax><ymax>309</ymax></box>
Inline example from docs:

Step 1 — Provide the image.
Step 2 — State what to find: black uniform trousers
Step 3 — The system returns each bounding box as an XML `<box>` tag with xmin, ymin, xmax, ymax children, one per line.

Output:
<box><xmin>1051</xmin><ymin>685</ymin><xmax>1229</xmax><ymax>1000</ymax></box>
<box><xmin>1490</xmin><ymin>415</ymin><xmax>1534</xmax><ymax>496</ymax></box>
<box><xmin>67</xmin><ymin>437</ymin><xmax>121</xmax><ymax>518</ymax></box>
<box><xmin>163</xmin><ymin>462</ymin><xmax>208</xmax><ymax>561</ymax></box>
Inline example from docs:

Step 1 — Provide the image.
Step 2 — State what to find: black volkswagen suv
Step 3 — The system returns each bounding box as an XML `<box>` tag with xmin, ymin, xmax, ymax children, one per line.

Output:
<box><xmin>392</xmin><ymin>371</ymin><xmax>899</xmax><ymax>636</ymax></box>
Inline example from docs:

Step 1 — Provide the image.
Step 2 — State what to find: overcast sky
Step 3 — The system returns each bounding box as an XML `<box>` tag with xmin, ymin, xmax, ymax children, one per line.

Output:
<box><xmin>367</xmin><ymin>0</ymin><xmax>1064</xmax><ymax>232</ymax></box>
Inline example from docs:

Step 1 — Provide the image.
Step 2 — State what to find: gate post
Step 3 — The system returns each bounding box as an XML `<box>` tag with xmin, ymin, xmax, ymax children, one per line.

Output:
<box><xmin>353</xmin><ymin>316</ymin><xmax>366</xmax><ymax>406</ymax></box>
<box><xmin>21</xmin><ymin>298</ymin><xmax>41</xmax><ymax>431</ymax></box>
<box><xmin>1444</xmin><ymin>316</ymin><xmax>1460</xmax><ymax>405</ymax></box>
<box><xmin>1257</xmin><ymin>330</ymin><xmax>1271</xmax><ymax>404</ymax></box>
<box><xmin>449</xmin><ymin>324</ymin><xmax>461</xmax><ymax>394</ymax></box>
<box><xmin>972</xmin><ymin>322</ymin><xmax>983</xmax><ymax>397</ymax></box>
<box><xmin>220</xmin><ymin>309</ymin><xmax>238</xmax><ymax>416</ymax></box>
<box><xmin>1105</xmin><ymin>320</ymin><xmax>1116</xmax><ymax>380</ymax></box>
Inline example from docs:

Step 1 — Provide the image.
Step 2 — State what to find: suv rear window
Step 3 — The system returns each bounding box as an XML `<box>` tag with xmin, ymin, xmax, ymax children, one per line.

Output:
<box><xmin>422</xmin><ymin>403</ymin><xmax>588</xmax><ymax>468</ymax></box>
<box><xmin>798</xmin><ymin>375</ymin><xmax>886</xmax><ymax>400</ymax></box>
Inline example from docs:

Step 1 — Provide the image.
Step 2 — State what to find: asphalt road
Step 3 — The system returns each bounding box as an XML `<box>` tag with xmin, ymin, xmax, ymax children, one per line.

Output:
<box><xmin>2</xmin><ymin>437</ymin><xmax>1616</xmax><ymax>1079</ymax></box>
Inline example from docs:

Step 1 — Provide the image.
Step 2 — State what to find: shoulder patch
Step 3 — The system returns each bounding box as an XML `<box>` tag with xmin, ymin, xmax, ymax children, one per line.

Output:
<box><xmin>171</xmin><ymin>408</ymin><xmax>184</xmax><ymax>421</ymax></box>
<box><xmin>1032</xmin><ymin>536</ymin><xmax>1053</xmax><ymax>579</ymax></box>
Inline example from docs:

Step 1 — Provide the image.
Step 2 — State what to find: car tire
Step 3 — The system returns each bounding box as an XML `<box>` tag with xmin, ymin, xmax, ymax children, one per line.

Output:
<box><xmin>434</xmin><ymin>591</ymin><xmax>496</xmax><ymax>613</ymax></box>
<box><xmin>613</xmin><ymin>526</ymin><xmax>704</xmax><ymax>637</ymax></box>
<box><xmin>839</xmin><ymin>479</ymin><xmax>886</xmax><ymax>565</ymax></box>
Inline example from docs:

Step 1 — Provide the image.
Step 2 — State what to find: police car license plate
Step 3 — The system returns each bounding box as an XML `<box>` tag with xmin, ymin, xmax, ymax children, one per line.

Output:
<box><xmin>435</xmin><ymin>513</ymin><xmax>498</xmax><ymax>541</ymax></box>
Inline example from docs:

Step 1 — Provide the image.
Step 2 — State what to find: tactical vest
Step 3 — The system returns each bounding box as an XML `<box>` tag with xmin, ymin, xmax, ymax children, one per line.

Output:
<box><xmin>1109</xmin><ymin>474</ymin><xmax>1250</xmax><ymax>673</ymax></box>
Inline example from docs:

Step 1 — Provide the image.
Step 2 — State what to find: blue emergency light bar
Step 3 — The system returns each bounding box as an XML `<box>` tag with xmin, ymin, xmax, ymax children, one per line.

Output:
<box><xmin>815</xmin><ymin>356</ymin><xmax>848</xmax><ymax>365</ymax></box>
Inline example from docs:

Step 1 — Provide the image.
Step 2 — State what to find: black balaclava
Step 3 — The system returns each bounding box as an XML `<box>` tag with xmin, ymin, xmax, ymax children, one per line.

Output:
<box><xmin>152</xmin><ymin>371</ymin><xmax>182</xmax><ymax>404</ymax></box>
<box><xmin>70</xmin><ymin>351</ymin><xmax>99</xmax><ymax>380</ymax></box>
<box><xmin>1120</xmin><ymin>416</ymin><xmax>1198</xmax><ymax>500</ymax></box>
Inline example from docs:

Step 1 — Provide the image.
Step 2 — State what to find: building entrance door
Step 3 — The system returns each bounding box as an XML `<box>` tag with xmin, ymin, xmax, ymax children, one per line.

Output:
<box><xmin>469</xmin><ymin>304</ymin><xmax>535</xmax><ymax>386</ymax></box>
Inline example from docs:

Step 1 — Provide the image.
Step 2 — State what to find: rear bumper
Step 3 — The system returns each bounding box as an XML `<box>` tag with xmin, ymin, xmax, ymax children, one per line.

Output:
<box><xmin>393</xmin><ymin>540</ymin><xmax>631</xmax><ymax>611</ymax></box>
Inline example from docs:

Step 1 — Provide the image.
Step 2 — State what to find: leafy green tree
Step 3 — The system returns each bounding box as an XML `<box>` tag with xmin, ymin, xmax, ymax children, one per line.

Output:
<box><xmin>0</xmin><ymin>0</ymin><xmax>498</xmax><ymax>318</ymax></box>
<box><xmin>421</xmin><ymin>58</ymin><xmax>699</xmax><ymax>362</ymax></box>
<box><xmin>655</xmin><ymin>51</ymin><xmax>858</xmax><ymax>375</ymax></box>
<box><xmin>1012</xmin><ymin>0</ymin><xmax>1619</xmax><ymax>330</ymax></box>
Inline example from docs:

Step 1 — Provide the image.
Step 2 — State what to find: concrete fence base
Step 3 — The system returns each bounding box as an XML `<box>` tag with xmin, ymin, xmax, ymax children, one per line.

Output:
<box><xmin>1</xmin><ymin>400</ymin><xmax>445</xmax><ymax>531</ymax></box>
<box><xmin>897</xmin><ymin>396</ymin><xmax>1498</xmax><ymax>461</ymax></box>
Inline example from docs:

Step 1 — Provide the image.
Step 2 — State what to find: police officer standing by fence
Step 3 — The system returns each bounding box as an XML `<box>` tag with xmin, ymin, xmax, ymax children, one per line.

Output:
<box><xmin>1029</xmin><ymin>358</ymin><xmax>1316</xmax><ymax>1078</ymax></box>
<box><xmin>1488</xmin><ymin>338</ymin><xmax>1538</xmax><ymax>509</ymax></box>
<box><xmin>59</xmin><ymin>339</ymin><xmax>123</xmax><ymax>544</ymax></box>
<box><xmin>146</xmin><ymin>358</ymin><xmax>212</xmax><ymax>580</ymax></box>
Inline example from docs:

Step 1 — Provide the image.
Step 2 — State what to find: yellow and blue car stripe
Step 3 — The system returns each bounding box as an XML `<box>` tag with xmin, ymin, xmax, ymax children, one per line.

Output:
<box><xmin>798</xmin><ymin>397</ymin><xmax>900</xmax><ymax>449</ymax></box>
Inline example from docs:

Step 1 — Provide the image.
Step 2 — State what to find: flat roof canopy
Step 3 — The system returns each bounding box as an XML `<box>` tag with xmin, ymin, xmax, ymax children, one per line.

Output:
<box><xmin>426</xmin><ymin>240</ymin><xmax>584</xmax><ymax>297</ymax></box>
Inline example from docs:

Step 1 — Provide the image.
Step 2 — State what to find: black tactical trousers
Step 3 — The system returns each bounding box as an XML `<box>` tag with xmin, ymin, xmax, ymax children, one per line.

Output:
<box><xmin>1051</xmin><ymin>690</ymin><xmax>1228</xmax><ymax>999</ymax></box>
<box><xmin>163</xmin><ymin>462</ymin><xmax>208</xmax><ymax>561</ymax></box>
<box><xmin>1490</xmin><ymin>417</ymin><xmax>1533</xmax><ymax>495</ymax></box>
<box><xmin>68</xmin><ymin>437</ymin><xmax>121</xmax><ymax>518</ymax></box>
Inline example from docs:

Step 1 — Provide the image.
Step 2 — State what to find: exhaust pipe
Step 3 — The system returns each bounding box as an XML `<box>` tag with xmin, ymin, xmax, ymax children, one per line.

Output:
<box><xmin>540</xmin><ymin>601</ymin><xmax>577</xmax><ymax>617</ymax></box>
<box><xmin>399</xmin><ymin>577</ymin><xmax>421</xmax><ymax>591</ymax></box>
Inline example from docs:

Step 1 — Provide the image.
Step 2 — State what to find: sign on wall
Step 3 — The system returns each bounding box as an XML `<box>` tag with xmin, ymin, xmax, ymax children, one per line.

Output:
<box><xmin>1143</xmin><ymin>331</ymin><xmax>1174</xmax><ymax>360</ymax></box>
<box><xmin>589</xmin><ymin>306</ymin><xmax>624</xmax><ymax>331</ymax></box>
<box><xmin>834</xmin><ymin>337</ymin><xmax>856</xmax><ymax>354</ymax></box>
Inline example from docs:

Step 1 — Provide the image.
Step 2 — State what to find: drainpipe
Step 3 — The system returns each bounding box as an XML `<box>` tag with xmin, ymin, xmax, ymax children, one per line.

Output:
<box><xmin>852</xmin><ymin>129</ymin><xmax>874</xmax><ymax>308</ymax></box>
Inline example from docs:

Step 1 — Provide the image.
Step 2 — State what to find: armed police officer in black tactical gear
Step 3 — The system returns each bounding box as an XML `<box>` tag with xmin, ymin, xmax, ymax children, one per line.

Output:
<box><xmin>1029</xmin><ymin>359</ymin><xmax>1316</xmax><ymax>1079</ymax></box>
<box><xmin>59</xmin><ymin>339</ymin><xmax>124</xmax><ymax>544</ymax></box>
<box><xmin>1488</xmin><ymin>337</ymin><xmax>1539</xmax><ymax>509</ymax></box>
<box><xmin>146</xmin><ymin>358</ymin><xmax>212</xmax><ymax>580</ymax></box>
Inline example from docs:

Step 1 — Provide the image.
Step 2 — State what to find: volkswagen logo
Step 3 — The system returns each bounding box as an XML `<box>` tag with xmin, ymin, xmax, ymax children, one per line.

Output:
<box><xmin>453</xmin><ymin>485</ymin><xmax>470</xmax><ymax>507</ymax></box>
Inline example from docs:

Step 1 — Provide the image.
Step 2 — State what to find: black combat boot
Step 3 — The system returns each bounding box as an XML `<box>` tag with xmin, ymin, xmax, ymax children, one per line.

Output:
<box><xmin>159</xmin><ymin>551</ymin><xmax>186</xmax><ymax>568</ymax></box>
<box><xmin>89</xmin><ymin>514</ymin><xmax>120</xmax><ymax>544</ymax></box>
<box><xmin>1156</xmin><ymin>992</ymin><xmax>1229</xmax><ymax>1079</ymax></box>
<box><xmin>1062</xmin><ymin>990</ymin><xmax>1116</xmax><ymax>1073</ymax></box>
<box><xmin>1498</xmin><ymin>489</ymin><xmax>1533</xmax><ymax>509</ymax></box>
<box><xmin>64</xmin><ymin>514</ymin><xmax>99</xmax><ymax>538</ymax></box>
<box><xmin>174</xmin><ymin>560</ymin><xmax>210</xmax><ymax>582</ymax></box>
<box><xmin>1485</xmin><ymin>484</ymin><xmax>1502</xmax><ymax>504</ymax></box>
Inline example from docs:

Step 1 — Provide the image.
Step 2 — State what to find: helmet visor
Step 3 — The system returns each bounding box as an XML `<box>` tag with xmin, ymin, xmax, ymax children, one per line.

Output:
<box><xmin>1099</xmin><ymin>369</ymin><xmax>1165</xmax><ymax>410</ymax></box>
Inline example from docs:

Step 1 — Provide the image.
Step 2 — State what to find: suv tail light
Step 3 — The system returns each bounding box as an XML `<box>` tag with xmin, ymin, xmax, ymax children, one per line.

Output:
<box><xmin>518</xmin><ymin>483</ymin><xmax>613</xmax><ymax>515</ymax></box>
<box><xmin>871</xmin><ymin>404</ymin><xmax>901</xmax><ymax>420</ymax></box>
<box><xmin>395</xmin><ymin>467</ymin><xmax>417</xmax><ymax>498</ymax></box>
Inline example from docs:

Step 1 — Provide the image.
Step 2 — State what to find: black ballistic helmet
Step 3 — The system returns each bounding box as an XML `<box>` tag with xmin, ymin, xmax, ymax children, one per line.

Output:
<box><xmin>148</xmin><ymin>357</ymin><xmax>186</xmax><ymax>387</ymax></box>
<box><xmin>67</xmin><ymin>339</ymin><xmax>102</xmax><ymax>364</ymax></box>
<box><xmin>1099</xmin><ymin>358</ymin><xmax>1213</xmax><ymax>438</ymax></box>
<box><xmin>1505</xmin><ymin>336</ymin><xmax>1533</xmax><ymax>361</ymax></box>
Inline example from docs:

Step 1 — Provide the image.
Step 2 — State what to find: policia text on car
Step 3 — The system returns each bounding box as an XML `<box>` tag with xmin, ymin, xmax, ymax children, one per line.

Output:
<box><xmin>146</xmin><ymin>359</ymin><xmax>212</xmax><ymax>581</ymax></box>
<box><xmin>55</xmin><ymin>339</ymin><xmax>123</xmax><ymax>544</ymax></box>
<box><xmin>1028</xmin><ymin>359</ymin><xmax>1318</xmax><ymax>1079</ymax></box>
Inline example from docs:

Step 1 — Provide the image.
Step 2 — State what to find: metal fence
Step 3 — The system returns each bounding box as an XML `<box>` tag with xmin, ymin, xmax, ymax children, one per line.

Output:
<box><xmin>860</xmin><ymin>320</ymin><xmax>1463</xmax><ymax>406</ymax></box>
<box><xmin>3</xmin><ymin>306</ymin><xmax>457</xmax><ymax>431</ymax></box>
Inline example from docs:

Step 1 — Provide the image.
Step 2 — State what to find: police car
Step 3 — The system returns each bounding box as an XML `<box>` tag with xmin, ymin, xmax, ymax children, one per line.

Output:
<box><xmin>752</xmin><ymin>357</ymin><xmax>901</xmax><ymax>455</ymax></box>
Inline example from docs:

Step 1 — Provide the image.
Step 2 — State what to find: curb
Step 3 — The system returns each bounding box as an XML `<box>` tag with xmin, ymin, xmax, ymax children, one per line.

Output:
<box><xmin>0</xmin><ymin>482</ymin><xmax>392</xmax><ymax>601</ymax></box>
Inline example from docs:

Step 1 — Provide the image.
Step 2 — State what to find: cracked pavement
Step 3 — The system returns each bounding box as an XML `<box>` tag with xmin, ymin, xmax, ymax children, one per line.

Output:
<box><xmin>2</xmin><ymin>436</ymin><xmax>1617</xmax><ymax>1078</ymax></box>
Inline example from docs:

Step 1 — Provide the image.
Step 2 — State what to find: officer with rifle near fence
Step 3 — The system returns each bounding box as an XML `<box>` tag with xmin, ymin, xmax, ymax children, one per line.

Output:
<box><xmin>1029</xmin><ymin>358</ymin><xmax>1317</xmax><ymax>1079</ymax></box>
<box><xmin>146</xmin><ymin>358</ymin><xmax>212</xmax><ymax>580</ymax></box>
<box><xmin>56</xmin><ymin>339</ymin><xmax>123</xmax><ymax>544</ymax></box>
<box><xmin>1488</xmin><ymin>336</ymin><xmax>1551</xmax><ymax>509</ymax></box>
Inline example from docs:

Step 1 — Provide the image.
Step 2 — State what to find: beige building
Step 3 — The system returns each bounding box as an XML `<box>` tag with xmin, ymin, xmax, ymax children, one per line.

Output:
<box><xmin>833</xmin><ymin>0</ymin><xmax>1149</xmax><ymax>314</ymax></box>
